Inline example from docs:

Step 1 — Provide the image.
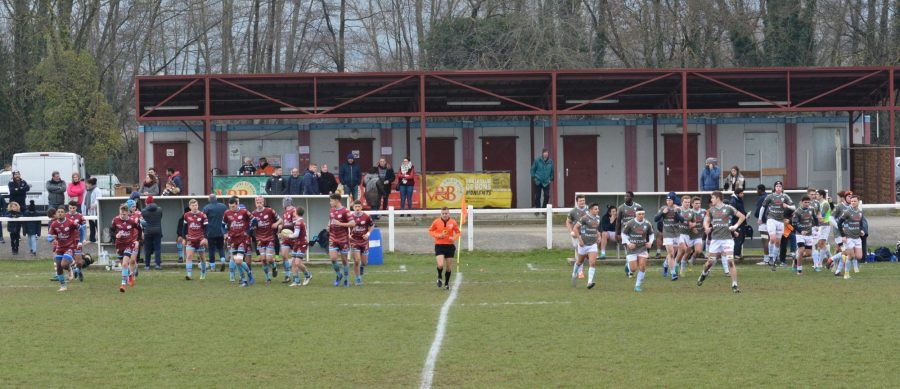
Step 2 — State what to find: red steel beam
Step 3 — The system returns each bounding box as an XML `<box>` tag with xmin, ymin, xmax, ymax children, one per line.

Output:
<box><xmin>204</xmin><ymin>77</ymin><xmax>212</xmax><ymax>194</ymax></box>
<box><xmin>794</xmin><ymin>70</ymin><xmax>884</xmax><ymax>107</ymax></box>
<box><xmin>321</xmin><ymin>75</ymin><xmax>415</xmax><ymax>114</ymax></box>
<box><xmin>214</xmin><ymin>77</ymin><xmax>308</xmax><ymax>113</ymax></box>
<box><xmin>429</xmin><ymin>74</ymin><xmax>545</xmax><ymax>111</ymax></box>
<box><xmin>563</xmin><ymin>72</ymin><xmax>676</xmax><ymax>111</ymax></box>
<box><xmin>551</xmin><ymin>72</ymin><xmax>558</xmax><ymax>206</ymax></box>
<box><xmin>138</xmin><ymin>78</ymin><xmax>200</xmax><ymax>119</ymax></box>
<box><xmin>690</xmin><ymin>71</ymin><xmax>789</xmax><ymax>108</ymax></box>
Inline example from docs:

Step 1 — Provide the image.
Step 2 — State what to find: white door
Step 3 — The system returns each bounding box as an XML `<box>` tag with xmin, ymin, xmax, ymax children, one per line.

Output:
<box><xmin>744</xmin><ymin>132</ymin><xmax>782</xmax><ymax>189</ymax></box>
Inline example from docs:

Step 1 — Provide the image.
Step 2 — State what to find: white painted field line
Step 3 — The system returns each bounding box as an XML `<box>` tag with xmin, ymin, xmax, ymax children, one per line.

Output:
<box><xmin>400</xmin><ymin>265</ymin><xmax>407</xmax><ymax>272</ymax></box>
<box><xmin>420</xmin><ymin>272</ymin><xmax>463</xmax><ymax>389</ymax></box>
<box><xmin>526</xmin><ymin>263</ymin><xmax>536</xmax><ymax>271</ymax></box>
<box><xmin>524</xmin><ymin>263</ymin><xmax>556</xmax><ymax>272</ymax></box>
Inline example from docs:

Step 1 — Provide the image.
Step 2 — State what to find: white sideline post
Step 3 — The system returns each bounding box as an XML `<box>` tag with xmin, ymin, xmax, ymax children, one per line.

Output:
<box><xmin>388</xmin><ymin>206</ymin><xmax>395</xmax><ymax>252</ymax></box>
<box><xmin>546</xmin><ymin>204</ymin><xmax>553</xmax><ymax>249</ymax></box>
<box><xmin>467</xmin><ymin>205</ymin><xmax>474</xmax><ymax>251</ymax></box>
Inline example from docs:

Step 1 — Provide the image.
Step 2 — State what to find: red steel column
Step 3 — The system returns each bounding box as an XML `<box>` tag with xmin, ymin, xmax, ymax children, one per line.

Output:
<box><xmin>204</xmin><ymin>77</ymin><xmax>211</xmax><ymax>194</ymax></box>
<box><xmin>380</xmin><ymin>123</ymin><xmax>393</xmax><ymax>164</ymax></box>
<box><xmin>551</xmin><ymin>72</ymin><xmax>559</xmax><ymax>206</ymax></box>
<box><xmin>652</xmin><ymin>114</ymin><xmax>659</xmax><ymax>192</ymax></box>
<box><xmin>216</xmin><ymin>129</ymin><xmax>228</xmax><ymax>173</ymax></box>
<box><xmin>419</xmin><ymin>74</ymin><xmax>427</xmax><ymax>209</ymax></box>
<box><xmin>298</xmin><ymin>124</ymin><xmax>310</xmax><ymax>170</ymax></box>
<box><xmin>705</xmin><ymin>119</ymin><xmax>717</xmax><ymax>162</ymax></box>
<box><xmin>625</xmin><ymin>122</ymin><xmax>638</xmax><ymax>192</ymax></box>
<box><xmin>462</xmin><ymin>121</ymin><xmax>475</xmax><ymax>172</ymax></box>
<box><xmin>138</xmin><ymin>128</ymin><xmax>146</xmax><ymax>178</ymax></box>
<box><xmin>785</xmin><ymin>119</ymin><xmax>798</xmax><ymax>188</ymax></box>
<box><xmin>681</xmin><ymin>71</ymin><xmax>689</xmax><ymax>191</ymax></box>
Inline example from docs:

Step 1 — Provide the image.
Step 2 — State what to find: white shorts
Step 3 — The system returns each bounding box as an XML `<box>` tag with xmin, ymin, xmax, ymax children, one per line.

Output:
<box><xmin>626</xmin><ymin>250</ymin><xmax>649</xmax><ymax>262</ymax></box>
<box><xmin>689</xmin><ymin>238</ymin><xmax>705</xmax><ymax>247</ymax></box>
<box><xmin>577</xmin><ymin>243</ymin><xmax>598</xmax><ymax>256</ymax></box>
<box><xmin>817</xmin><ymin>225</ymin><xmax>832</xmax><ymax>241</ymax></box>
<box><xmin>843</xmin><ymin>238</ymin><xmax>863</xmax><ymax>250</ymax></box>
<box><xmin>758</xmin><ymin>222</ymin><xmax>768</xmax><ymax>234</ymax></box>
<box><xmin>604</xmin><ymin>231</ymin><xmax>616</xmax><ymax>240</ymax></box>
<box><xmin>707</xmin><ymin>239</ymin><xmax>735</xmax><ymax>254</ymax></box>
<box><xmin>679</xmin><ymin>234</ymin><xmax>692</xmax><ymax>246</ymax></box>
<box><xmin>797</xmin><ymin>234</ymin><xmax>816</xmax><ymax>247</ymax></box>
<box><xmin>571</xmin><ymin>237</ymin><xmax>579</xmax><ymax>248</ymax></box>
<box><xmin>663</xmin><ymin>237</ymin><xmax>680</xmax><ymax>247</ymax></box>
<box><xmin>766</xmin><ymin>219</ymin><xmax>785</xmax><ymax>238</ymax></box>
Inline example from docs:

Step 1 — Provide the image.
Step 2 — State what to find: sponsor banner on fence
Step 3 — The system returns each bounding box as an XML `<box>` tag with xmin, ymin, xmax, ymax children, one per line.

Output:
<box><xmin>424</xmin><ymin>172</ymin><xmax>512</xmax><ymax>208</ymax></box>
<box><xmin>212</xmin><ymin>176</ymin><xmax>268</xmax><ymax>196</ymax></box>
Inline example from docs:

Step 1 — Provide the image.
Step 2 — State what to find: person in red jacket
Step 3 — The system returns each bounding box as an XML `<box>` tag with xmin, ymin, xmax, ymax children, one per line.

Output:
<box><xmin>429</xmin><ymin>207</ymin><xmax>460</xmax><ymax>290</ymax></box>
<box><xmin>66</xmin><ymin>172</ymin><xmax>85</xmax><ymax>207</ymax></box>
<box><xmin>397</xmin><ymin>158</ymin><xmax>415</xmax><ymax>211</ymax></box>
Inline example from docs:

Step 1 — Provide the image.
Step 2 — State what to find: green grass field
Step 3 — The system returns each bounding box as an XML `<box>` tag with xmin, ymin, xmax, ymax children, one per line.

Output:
<box><xmin>2</xmin><ymin>251</ymin><xmax>899</xmax><ymax>388</ymax></box>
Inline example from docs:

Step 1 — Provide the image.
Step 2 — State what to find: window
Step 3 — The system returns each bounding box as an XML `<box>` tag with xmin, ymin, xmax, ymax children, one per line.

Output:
<box><xmin>813</xmin><ymin>128</ymin><xmax>848</xmax><ymax>172</ymax></box>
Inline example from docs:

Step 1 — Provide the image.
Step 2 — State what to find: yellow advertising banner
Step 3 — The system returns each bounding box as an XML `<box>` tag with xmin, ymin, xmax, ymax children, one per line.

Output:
<box><xmin>424</xmin><ymin>172</ymin><xmax>512</xmax><ymax>208</ymax></box>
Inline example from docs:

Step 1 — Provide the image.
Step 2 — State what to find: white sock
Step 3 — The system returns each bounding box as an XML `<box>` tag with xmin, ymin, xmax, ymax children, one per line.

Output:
<box><xmin>812</xmin><ymin>252</ymin><xmax>820</xmax><ymax>267</ymax></box>
<box><xmin>797</xmin><ymin>265</ymin><xmax>803</xmax><ymax>272</ymax></box>
<box><xmin>722</xmin><ymin>260</ymin><xmax>730</xmax><ymax>273</ymax></box>
<box><xmin>852</xmin><ymin>259</ymin><xmax>859</xmax><ymax>271</ymax></box>
<box><xmin>843</xmin><ymin>257</ymin><xmax>851</xmax><ymax>273</ymax></box>
<box><xmin>636</xmin><ymin>271</ymin><xmax>646</xmax><ymax>286</ymax></box>
<box><xmin>572</xmin><ymin>263</ymin><xmax>581</xmax><ymax>277</ymax></box>
<box><xmin>732</xmin><ymin>281</ymin><xmax>738</xmax><ymax>287</ymax></box>
<box><xmin>588</xmin><ymin>267</ymin><xmax>596</xmax><ymax>283</ymax></box>
<box><xmin>600</xmin><ymin>250</ymin><xmax>606</xmax><ymax>256</ymax></box>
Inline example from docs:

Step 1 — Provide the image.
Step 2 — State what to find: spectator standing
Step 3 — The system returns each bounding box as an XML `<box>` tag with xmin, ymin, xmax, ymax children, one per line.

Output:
<box><xmin>301</xmin><ymin>164</ymin><xmax>320</xmax><ymax>195</ymax></box>
<box><xmin>66</xmin><ymin>172</ymin><xmax>85</xmax><ymax>207</ymax></box>
<box><xmin>46</xmin><ymin>171</ymin><xmax>67</xmax><ymax>211</ymax></box>
<box><xmin>376</xmin><ymin>158</ymin><xmax>395</xmax><ymax>210</ymax></box>
<box><xmin>530</xmin><ymin>148</ymin><xmax>554</xmax><ymax>209</ymax></box>
<box><xmin>723</xmin><ymin>166</ymin><xmax>746</xmax><ymax>192</ymax></box>
<box><xmin>24</xmin><ymin>200</ymin><xmax>40</xmax><ymax>256</ymax></box>
<box><xmin>166</xmin><ymin>167</ymin><xmax>183</xmax><ymax>195</ymax></box>
<box><xmin>318</xmin><ymin>164</ymin><xmax>339</xmax><ymax>194</ymax></box>
<box><xmin>0</xmin><ymin>194</ymin><xmax>5</xmax><ymax>243</ymax></box>
<box><xmin>364</xmin><ymin>167</ymin><xmax>382</xmax><ymax>211</ymax></box>
<box><xmin>285</xmin><ymin>168</ymin><xmax>303</xmax><ymax>195</ymax></box>
<box><xmin>6</xmin><ymin>201</ymin><xmax>22</xmax><ymax>255</ymax></box>
<box><xmin>141</xmin><ymin>196</ymin><xmax>163</xmax><ymax>270</ymax></box>
<box><xmin>339</xmin><ymin>153</ymin><xmax>362</xmax><ymax>200</ymax></box>
<box><xmin>202</xmin><ymin>194</ymin><xmax>228</xmax><ymax>268</ymax></box>
<box><xmin>140</xmin><ymin>173</ymin><xmax>160</xmax><ymax>196</ymax></box>
<box><xmin>397</xmin><ymin>158</ymin><xmax>415</xmax><ymax>211</ymax></box>
<box><xmin>700</xmin><ymin>157</ymin><xmax>720</xmax><ymax>191</ymax></box>
<box><xmin>9</xmin><ymin>170</ymin><xmax>31</xmax><ymax>211</ymax></box>
<box><xmin>238</xmin><ymin>158</ymin><xmax>257</xmax><ymax>176</ymax></box>
<box><xmin>729</xmin><ymin>188</ymin><xmax>748</xmax><ymax>259</ymax></box>
<box><xmin>257</xmin><ymin>157</ymin><xmax>275</xmax><ymax>176</ymax></box>
<box><xmin>148</xmin><ymin>167</ymin><xmax>163</xmax><ymax>194</ymax></box>
<box><xmin>265</xmin><ymin>167</ymin><xmax>286</xmax><ymax>194</ymax></box>
<box><xmin>83</xmin><ymin>177</ymin><xmax>102</xmax><ymax>242</ymax></box>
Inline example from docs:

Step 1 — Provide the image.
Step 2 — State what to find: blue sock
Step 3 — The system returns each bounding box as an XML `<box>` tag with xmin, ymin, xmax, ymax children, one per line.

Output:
<box><xmin>294</xmin><ymin>272</ymin><xmax>301</xmax><ymax>284</ymax></box>
<box><xmin>241</xmin><ymin>262</ymin><xmax>250</xmax><ymax>274</ymax></box>
<box><xmin>304</xmin><ymin>271</ymin><xmax>311</xmax><ymax>278</ymax></box>
<box><xmin>186</xmin><ymin>262</ymin><xmax>193</xmax><ymax>277</ymax></box>
<box><xmin>283</xmin><ymin>260</ymin><xmax>290</xmax><ymax>274</ymax></box>
<box><xmin>360</xmin><ymin>265</ymin><xmax>365</xmax><ymax>275</ymax></box>
<box><xmin>342</xmin><ymin>265</ymin><xmax>349</xmax><ymax>277</ymax></box>
<box><xmin>57</xmin><ymin>274</ymin><xmax>65</xmax><ymax>286</ymax></box>
<box><xmin>220</xmin><ymin>257</ymin><xmax>226</xmax><ymax>265</ymax></box>
<box><xmin>121</xmin><ymin>267</ymin><xmax>129</xmax><ymax>284</ymax></box>
<box><xmin>237</xmin><ymin>263</ymin><xmax>245</xmax><ymax>281</ymax></box>
<box><xmin>263</xmin><ymin>264</ymin><xmax>271</xmax><ymax>281</ymax></box>
<box><xmin>177</xmin><ymin>243</ymin><xmax>184</xmax><ymax>258</ymax></box>
<box><xmin>332</xmin><ymin>262</ymin><xmax>341</xmax><ymax>274</ymax></box>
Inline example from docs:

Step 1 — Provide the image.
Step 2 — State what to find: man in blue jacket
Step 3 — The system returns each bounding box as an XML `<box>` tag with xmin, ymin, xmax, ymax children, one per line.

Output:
<box><xmin>700</xmin><ymin>158</ymin><xmax>720</xmax><ymax>191</ymax></box>
<box><xmin>530</xmin><ymin>148</ymin><xmax>554</xmax><ymax>208</ymax></box>
<box><xmin>339</xmin><ymin>153</ymin><xmax>361</xmax><ymax>200</ymax></box>
<box><xmin>301</xmin><ymin>164</ymin><xmax>320</xmax><ymax>195</ymax></box>
<box><xmin>202</xmin><ymin>194</ymin><xmax>228</xmax><ymax>273</ymax></box>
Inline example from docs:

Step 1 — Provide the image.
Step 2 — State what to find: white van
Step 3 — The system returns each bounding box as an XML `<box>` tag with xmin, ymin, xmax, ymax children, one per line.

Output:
<box><xmin>11</xmin><ymin>152</ymin><xmax>86</xmax><ymax>210</ymax></box>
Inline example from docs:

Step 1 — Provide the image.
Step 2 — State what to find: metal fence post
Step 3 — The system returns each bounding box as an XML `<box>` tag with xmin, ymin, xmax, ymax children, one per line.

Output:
<box><xmin>546</xmin><ymin>204</ymin><xmax>553</xmax><ymax>249</ymax></box>
<box><xmin>388</xmin><ymin>206</ymin><xmax>395</xmax><ymax>252</ymax></box>
<box><xmin>467</xmin><ymin>205</ymin><xmax>474</xmax><ymax>251</ymax></box>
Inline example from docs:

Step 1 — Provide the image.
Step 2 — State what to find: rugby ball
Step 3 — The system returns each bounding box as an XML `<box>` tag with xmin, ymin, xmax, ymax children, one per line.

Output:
<box><xmin>280</xmin><ymin>229</ymin><xmax>294</xmax><ymax>239</ymax></box>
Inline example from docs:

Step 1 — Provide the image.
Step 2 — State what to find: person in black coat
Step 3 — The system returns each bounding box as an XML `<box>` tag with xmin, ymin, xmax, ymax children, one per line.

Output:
<box><xmin>318</xmin><ymin>164</ymin><xmax>339</xmax><ymax>194</ymax></box>
<box><xmin>265</xmin><ymin>167</ymin><xmax>286</xmax><ymax>194</ymax></box>
<box><xmin>6</xmin><ymin>201</ymin><xmax>22</xmax><ymax>255</ymax></box>
<box><xmin>24</xmin><ymin>200</ymin><xmax>40</xmax><ymax>256</ymax></box>
<box><xmin>376</xmin><ymin>158</ymin><xmax>396</xmax><ymax>210</ymax></box>
<box><xmin>729</xmin><ymin>188</ymin><xmax>748</xmax><ymax>258</ymax></box>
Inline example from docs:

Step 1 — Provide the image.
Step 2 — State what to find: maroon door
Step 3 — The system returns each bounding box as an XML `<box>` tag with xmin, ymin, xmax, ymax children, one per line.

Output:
<box><xmin>563</xmin><ymin>136</ymin><xmax>597</xmax><ymax>207</ymax></box>
<box><xmin>152</xmin><ymin>142</ymin><xmax>189</xmax><ymax>194</ymax></box>
<box><xmin>338</xmin><ymin>139</ymin><xmax>375</xmax><ymax>173</ymax></box>
<box><xmin>663</xmin><ymin>134</ymin><xmax>699</xmax><ymax>191</ymax></box>
<box><xmin>482</xmin><ymin>136</ymin><xmax>517</xmax><ymax>206</ymax></box>
<box><xmin>425</xmin><ymin>138</ymin><xmax>456</xmax><ymax>172</ymax></box>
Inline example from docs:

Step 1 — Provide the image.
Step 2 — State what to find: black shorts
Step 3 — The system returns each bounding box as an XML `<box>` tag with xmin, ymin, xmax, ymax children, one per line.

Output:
<box><xmin>435</xmin><ymin>244</ymin><xmax>456</xmax><ymax>258</ymax></box>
